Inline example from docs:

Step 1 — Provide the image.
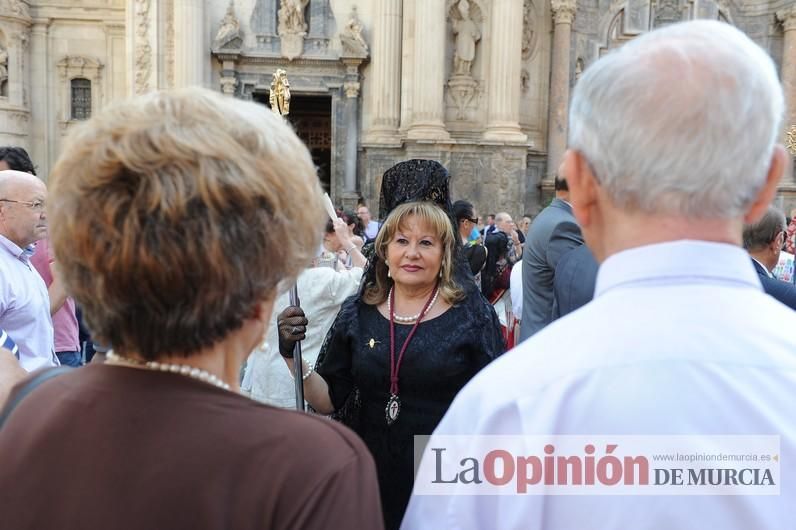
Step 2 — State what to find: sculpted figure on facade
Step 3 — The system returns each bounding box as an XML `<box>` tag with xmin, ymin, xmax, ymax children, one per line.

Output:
<box><xmin>214</xmin><ymin>1</ymin><xmax>242</xmax><ymax>49</ymax></box>
<box><xmin>278</xmin><ymin>0</ymin><xmax>310</xmax><ymax>35</ymax></box>
<box><xmin>340</xmin><ymin>6</ymin><xmax>368</xmax><ymax>57</ymax></box>
<box><xmin>452</xmin><ymin>0</ymin><xmax>481</xmax><ymax>77</ymax></box>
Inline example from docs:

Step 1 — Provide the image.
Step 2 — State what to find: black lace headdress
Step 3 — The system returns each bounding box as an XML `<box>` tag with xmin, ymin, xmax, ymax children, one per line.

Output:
<box><xmin>360</xmin><ymin>159</ymin><xmax>476</xmax><ymax>295</ymax></box>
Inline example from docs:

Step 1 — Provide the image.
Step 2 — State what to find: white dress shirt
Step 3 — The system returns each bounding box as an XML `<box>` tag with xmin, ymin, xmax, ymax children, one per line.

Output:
<box><xmin>509</xmin><ymin>260</ymin><xmax>523</xmax><ymax>318</ymax></box>
<box><xmin>0</xmin><ymin>236</ymin><xmax>56</xmax><ymax>371</ymax></box>
<box><xmin>242</xmin><ymin>265</ymin><xmax>363</xmax><ymax>408</ymax></box>
<box><xmin>403</xmin><ymin>240</ymin><xmax>796</xmax><ymax>530</ymax></box>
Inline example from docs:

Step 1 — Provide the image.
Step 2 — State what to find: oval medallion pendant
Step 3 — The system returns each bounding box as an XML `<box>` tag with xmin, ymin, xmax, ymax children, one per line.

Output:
<box><xmin>386</xmin><ymin>394</ymin><xmax>401</xmax><ymax>425</ymax></box>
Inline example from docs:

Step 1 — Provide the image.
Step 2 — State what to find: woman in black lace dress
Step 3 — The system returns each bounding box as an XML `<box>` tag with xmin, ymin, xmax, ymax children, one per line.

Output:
<box><xmin>278</xmin><ymin>160</ymin><xmax>505</xmax><ymax>529</ymax></box>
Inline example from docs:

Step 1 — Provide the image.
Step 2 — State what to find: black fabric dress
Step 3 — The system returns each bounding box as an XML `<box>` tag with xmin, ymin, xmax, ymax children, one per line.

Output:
<box><xmin>316</xmin><ymin>290</ymin><xmax>505</xmax><ymax>530</ymax></box>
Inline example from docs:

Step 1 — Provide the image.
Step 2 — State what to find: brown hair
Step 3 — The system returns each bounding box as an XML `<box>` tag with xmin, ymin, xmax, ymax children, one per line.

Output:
<box><xmin>48</xmin><ymin>88</ymin><xmax>324</xmax><ymax>360</ymax></box>
<box><xmin>362</xmin><ymin>201</ymin><xmax>464</xmax><ymax>306</ymax></box>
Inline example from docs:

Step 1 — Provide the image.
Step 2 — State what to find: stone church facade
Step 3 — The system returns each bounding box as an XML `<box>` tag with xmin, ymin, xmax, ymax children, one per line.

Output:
<box><xmin>0</xmin><ymin>0</ymin><xmax>795</xmax><ymax>216</ymax></box>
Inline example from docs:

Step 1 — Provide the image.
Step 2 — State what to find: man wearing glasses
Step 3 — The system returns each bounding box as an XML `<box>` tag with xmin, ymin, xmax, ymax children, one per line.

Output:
<box><xmin>0</xmin><ymin>169</ymin><xmax>56</xmax><ymax>370</ymax></box>
<box><xmin>743</xmin><ymin>205</ymin><xmax>796</xmax><ymax>310</ymax></box>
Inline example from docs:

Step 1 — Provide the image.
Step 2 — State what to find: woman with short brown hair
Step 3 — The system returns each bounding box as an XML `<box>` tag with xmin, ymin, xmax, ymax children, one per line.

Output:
<box><xmin>0</xmin><ymin>88</ymin><xmax>383</xmax><ymax>530</ymax></box>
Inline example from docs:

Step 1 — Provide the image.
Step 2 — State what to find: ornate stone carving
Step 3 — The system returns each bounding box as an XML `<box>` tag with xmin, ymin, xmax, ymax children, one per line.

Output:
<box><xmin>777</xmin><ymin>5</ymin><xmax>796</xmax><ymax>32</ymax></box>
<box><xmin>278</xmin><ymin>0</ymin><xmax>309</xmax><ymax>60</ymax></box>
<box><xmin>786</xmin><ymin>125</ymin><xmax>796</xmax><ymax>156</ymax></box>
<box><xmin>215</xmin><ymin>1</ymin><xmax>242</xmax><ymax>49</ymax></box>
<box><xmin>574</xmin><ymin>57</ymin><xmax>584</xmax><ymax>81</ymax></box>
<box><xmin>166</xmin><ymin>0</ymin><xmax>175</xmax><ymax>88</ymax></box>
<box><xmin>278</xmin><ymin>0</ymin><xmax>309</xmax><ymax>34</ymax></box>
<box><xmin>56</xmin><ymin>55</ymin><xmax>103</xmax><ymax>78</ymax></box>
<box><xmin>220</xmin><ymin>75</ymin><xmax>237</xmax><ymax>95</ymax></box>
<box><xmin>451</xmin><ymin>0</ymin><xmax>481</xmax><ymax>77</ymax></box>
<box><xmin>134</xmin><ymin>0</ymin><xmax>152</xmax><ymax>94</ymax></box>
<box><xmin>653</xmin><ymin>0</ymin><xmax>683</xmax><ymax>28</ymax></box>
<box><xmin>447</xmin><ymin>76</ymin><xmax>478</xmax><ymax>120</ymax></box>
<box><xmin>0</xmin><ymin>0</ymin><xmax>30</xmax><ymax>20</ymax></box>
<box><xmin>522</xmin><ymin>0</ymin><xmax>538</xmax><ymax>60</ymax></box>
<box><xmin>520</xmin><ymin>69</ymin><xmax>530</xmax><ymax>93</ymax></box>
<box><xmin>340</xmin><ymin>6</ymin><xmax>368</xmax><ymax>57</ymax></box>
<box><xmin>551</xmin><ymin>0</ymin><xmax>576</xmax><ymax>25</ymax></box>
<box><xmin>12</xmin><ymin>30</ymin><xmax>29</xmax><ymax>51</ymax></box>
<box><xmin>344</xmin><ymin>81</ymin><xmax>361</xmax><ymax>98</ymax></box>
<box><xmin>0</xmin><ymin>44</ymin><xmax>7</xmax><ymax>98</ymax></box>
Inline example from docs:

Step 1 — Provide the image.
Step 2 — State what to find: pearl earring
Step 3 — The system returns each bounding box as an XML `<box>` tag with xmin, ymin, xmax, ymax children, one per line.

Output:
<box><xmin>386</xmin><ymin>261</ymin><xmax>391</xmax><ymax>278</ymax></box>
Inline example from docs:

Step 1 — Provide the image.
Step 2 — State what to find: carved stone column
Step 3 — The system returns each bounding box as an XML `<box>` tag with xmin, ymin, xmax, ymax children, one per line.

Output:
<box><xmin>173</xmin><ymin>0</ymin><xmax>206</xmax><ymax>87</ymax></box>
<box><xmin>544</xmin><ymin>0</ymin><xmax>576</xmax><ymax>184</ymax></box>
<box><xmin>363</xmin><ymin>0</ymin><xmax>402</xmax><ymax>144</ymax></box>
<box><xmin>343</xmin><ymin>81</ymin><xmax>360</xmax><ymax>194</ymax></box>
<box><xmin>340</xmin><ymin>57</ymin><xmax>365</xmax><ymax>207</ymax></box>
<box><xmin>778</xmin><ymin>6</ymin><xmax>796</xmax><ymax>186</ymax></box>
<box><xmin>482</xmin><ymin>0</ymin><xmax>527</xmax><ymax>143</ymax></box>
<box><xmin>406</xmin><ymin>0</ymin><xmax>449</xmax><ymax>140</ymax></box>
<box><xmin>29</xmin><ymin>18</ymin><xmax>50</xmax><ymax>174</ymax></box>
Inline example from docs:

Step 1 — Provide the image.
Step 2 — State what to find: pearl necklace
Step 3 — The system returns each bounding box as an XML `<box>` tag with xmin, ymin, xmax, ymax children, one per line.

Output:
<box><xmin>387</xmin><ymin>286</ymin><xmax>440</xmax><ymax>323</ymax></box>
<box><xmin>106</xmin><ymin>350</ymin><xmax>232</xmax><ymax>391</ymax></box>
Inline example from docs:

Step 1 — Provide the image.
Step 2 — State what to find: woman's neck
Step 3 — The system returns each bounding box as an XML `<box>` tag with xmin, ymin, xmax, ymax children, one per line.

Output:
<box><xmin>122</xmin><ymin>339</ymin><xmax>249</xmax><ymax>392</ymax></box>
<box><xmin>393</xmin><ymin>281</ymin><xmax>437</xmax><ymax>303</ymax></box>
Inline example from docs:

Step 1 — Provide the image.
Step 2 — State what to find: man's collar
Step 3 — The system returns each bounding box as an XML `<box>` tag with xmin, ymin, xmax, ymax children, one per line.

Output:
<box><xmin>0</xmin><ymin>234</ymin><xmax>33</xmax><ymax>263</ymax></box>
<box><xmin>750</xmin><ymin>257</ymin><xmax>774</xmax><ymax>278</ymax></box>
<box><xmin>595</xmin><ymin>240</ymin><xmax>761</xmax><ymax>297</ymax></box>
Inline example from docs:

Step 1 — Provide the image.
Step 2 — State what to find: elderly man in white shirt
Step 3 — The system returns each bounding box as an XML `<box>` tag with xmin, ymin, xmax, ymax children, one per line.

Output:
<box><xmin>403</xmin><ymin>20</ymin><xmax>796</xmax><ymax>530</ymax></box>
<box><xmin>0</xmin><ymin>170</ymin><xmax>56</xmax><ymax>371</ymax></box>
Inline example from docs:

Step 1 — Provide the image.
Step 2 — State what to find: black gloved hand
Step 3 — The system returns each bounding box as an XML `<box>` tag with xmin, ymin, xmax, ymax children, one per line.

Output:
<box><xmin>277</xmin><ymin>306</ymin><xmax>308</xmax><ymax>359</ymax></box>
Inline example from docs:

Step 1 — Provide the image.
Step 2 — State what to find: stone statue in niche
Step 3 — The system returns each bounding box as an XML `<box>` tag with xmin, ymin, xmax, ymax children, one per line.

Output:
<box><xmin>452</xmin><ymin>0</ymin><xmax>481</xmax><ymax>77</ymax></box>
<box><xmin>278</xmin><ymin>0</ymin><xmax>310</xmax><ymax>61</ymax></box>
<box><xmin>340</xmin><ymin>6</ymin><xmax>369</xmax><ymax>57</ymax></box>
<box><xmin>0</xmin><ymin>45</ymin><xmax>8</xmax><ymax>97</ymax></box>
<box><xmin>214</xmin><ymin>1</ymin><xmax>242</xmax><ymax>49</ymax></box>
<box><xmin>279</xmin><ymin>0</ymin><xmax>310</xmax><ymax>35</ymax></box>
<box><xmin>447</xmin><ymin>0</ymin><xmax>482</xmax><ymax>120</ymax></box>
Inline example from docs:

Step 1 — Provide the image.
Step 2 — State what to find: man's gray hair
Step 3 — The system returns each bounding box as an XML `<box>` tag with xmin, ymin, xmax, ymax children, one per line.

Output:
<box><xmin>569</xmin><ymin>20</ymin><xmax>783</xmax><ymax>218</ymax></box>
<box><xmin>742</xmin><ymin>206</ymin><xmax>786</xmax><ymax>251</ymax></box>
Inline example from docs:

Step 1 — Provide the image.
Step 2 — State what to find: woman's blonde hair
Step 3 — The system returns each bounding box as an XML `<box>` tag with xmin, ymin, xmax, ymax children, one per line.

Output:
<box><xmin>363</xmin><ymin>201</ymin><xmax>464</xmax><ymax>306</ymax></box>
<box><xmin>48</xmin><ymin>88</ymin><xmax>325</xmax><ymax>360</ymax></box>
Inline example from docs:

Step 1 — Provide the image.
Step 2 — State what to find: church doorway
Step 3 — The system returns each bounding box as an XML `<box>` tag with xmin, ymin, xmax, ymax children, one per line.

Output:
<box><xmin>253</xmin><ymin>92</ymin><xmax>333</xmax><ymax>193</ymax></box>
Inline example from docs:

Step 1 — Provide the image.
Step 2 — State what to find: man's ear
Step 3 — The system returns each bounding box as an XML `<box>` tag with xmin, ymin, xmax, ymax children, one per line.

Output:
<box><xmin>745</xmin><ymin>145</ymin><xmax>787</xmax><ymax>224</ymax></box>
<box><xmin>564</xmin><ymin>149</ymin><xmax>598</xmax><ymax>228</ymax></box>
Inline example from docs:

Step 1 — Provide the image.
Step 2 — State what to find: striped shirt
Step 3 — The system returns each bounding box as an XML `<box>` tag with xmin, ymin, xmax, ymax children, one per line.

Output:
<box><xmin>0</xmin><ymin>328</ymin><xmax>19</xmax><ymax>358</ymax></box>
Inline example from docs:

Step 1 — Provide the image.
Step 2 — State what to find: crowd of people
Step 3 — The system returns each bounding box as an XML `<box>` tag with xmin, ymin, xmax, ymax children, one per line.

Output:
<box><xmin>0</xmin><ymin>18</ymin><xmax>795</xmax><ymax>530</ymax></box>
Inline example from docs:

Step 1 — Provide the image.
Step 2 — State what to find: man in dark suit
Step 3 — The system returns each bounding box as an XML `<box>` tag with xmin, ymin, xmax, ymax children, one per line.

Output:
<box><xmin>743</xmin><ymin>205</ymin><xmax>796</xmax><ymax>310</ymax></box>
<box><xmin>552</xmin><ymin>244</ymin><xmax>599</xmax><ymax>319</ymax></box>
<box><xmin>519</xmin><ymin>173</ymin><xmax>584</xmax><ymax>340</ymax></box>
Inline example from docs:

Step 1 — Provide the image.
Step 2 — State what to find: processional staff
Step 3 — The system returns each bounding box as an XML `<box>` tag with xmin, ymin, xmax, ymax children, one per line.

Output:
<box><xmin>270</xmin><ymin>69</ymin><xmax>305</xmax><ymax>411</ymax></box>
<box><xmin>270</xmin><ymin>69</ymin><xmax>338</xmax><ymax>411</ymax></box>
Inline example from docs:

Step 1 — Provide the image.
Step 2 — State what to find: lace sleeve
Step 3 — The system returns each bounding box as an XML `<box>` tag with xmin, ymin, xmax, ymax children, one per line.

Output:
<box><xmin>313</xmin><ymin>295</ymin><xmax>360</xmax><ymax>412</ymax></box>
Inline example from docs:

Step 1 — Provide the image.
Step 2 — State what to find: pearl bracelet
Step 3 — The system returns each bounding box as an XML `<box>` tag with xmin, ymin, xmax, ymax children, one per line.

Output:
<box><xmin>296</xmin><ymin>360</ymin><xmax>314</xmax><ymax>381</ymax></box>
